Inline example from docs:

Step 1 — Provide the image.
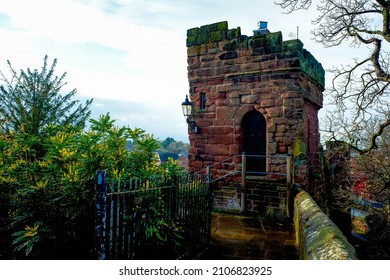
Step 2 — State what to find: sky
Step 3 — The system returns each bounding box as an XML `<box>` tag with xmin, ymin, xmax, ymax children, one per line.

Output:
<box><xmin>0</xmin><ymin>0</ymin><xmax>357</xmax><ymax>143</ymax></box>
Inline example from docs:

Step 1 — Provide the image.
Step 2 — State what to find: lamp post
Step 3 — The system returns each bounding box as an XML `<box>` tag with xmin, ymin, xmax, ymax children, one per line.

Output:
<box><xmin>181</xmin><ymin>95</ymin><xmax>199</xmax><ymax>134</ymax></box>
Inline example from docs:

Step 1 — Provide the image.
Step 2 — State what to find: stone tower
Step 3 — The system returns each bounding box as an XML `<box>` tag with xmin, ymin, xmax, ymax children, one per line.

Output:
<box><xmin>186</xmin><ymin>21</ymin><xmax>324</xmax><ymax>190</ymax></box>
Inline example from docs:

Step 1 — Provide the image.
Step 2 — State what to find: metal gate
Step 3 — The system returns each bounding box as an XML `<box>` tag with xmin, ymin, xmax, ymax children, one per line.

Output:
<box><xmin>95</xmin><ymin>171</ymin><xmax>211</xmax><ymax>259</ymax></box>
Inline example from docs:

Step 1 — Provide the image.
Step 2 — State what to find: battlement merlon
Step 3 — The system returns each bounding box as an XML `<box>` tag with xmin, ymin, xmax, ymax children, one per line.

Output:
<box><xmin>186</xmin><ymin>21</ymin><xmax>325</xmax><ymax>90</ymax></box>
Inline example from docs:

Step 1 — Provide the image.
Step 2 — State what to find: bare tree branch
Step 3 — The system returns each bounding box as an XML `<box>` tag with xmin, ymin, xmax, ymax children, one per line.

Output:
<box><xmin>352</xmin><ymin>117</ymin><xmax>390</xmax><ymax>153</ymax></box>
<box><xmin>274</xmin><ymin>0</ymin><xmax>312</xmax><ymax>13</ymax></box>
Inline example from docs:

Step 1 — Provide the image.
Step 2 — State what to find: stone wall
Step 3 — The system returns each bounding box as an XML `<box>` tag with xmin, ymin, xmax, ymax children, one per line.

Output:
<box><xmin>186</xmin><ymin>21</ymin><xmax>324</xmax><ymax>188</ymax></box>
<box><xmin>294</xmin><ymin>190</ymin><xmax>357</xmax><ymax>260</ymax></box>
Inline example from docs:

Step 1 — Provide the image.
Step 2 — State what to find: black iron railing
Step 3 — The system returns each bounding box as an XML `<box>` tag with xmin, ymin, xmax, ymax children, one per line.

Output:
<box><xmin>95</xmin><ymin>171</ymin><xmax>211</xmax><ymax>260</ymax></box>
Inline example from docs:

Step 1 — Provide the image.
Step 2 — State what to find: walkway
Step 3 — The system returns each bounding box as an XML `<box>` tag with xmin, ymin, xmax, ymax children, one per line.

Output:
<box><xmin>196</xmin><ymin>213</ymin><xmax>298</xmax><ymax>260</ymax></box>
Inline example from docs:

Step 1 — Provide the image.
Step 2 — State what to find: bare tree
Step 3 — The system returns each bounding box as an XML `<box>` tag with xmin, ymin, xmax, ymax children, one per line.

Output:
<box><xmin>275</xmin><ymin>0</ymin><xmax>390</xmax><ymax>154</ymax></box>
<box><xmin>324</xmin><ymin>122</ymin><xmax>390</xmax><ymax>258</ymax></box>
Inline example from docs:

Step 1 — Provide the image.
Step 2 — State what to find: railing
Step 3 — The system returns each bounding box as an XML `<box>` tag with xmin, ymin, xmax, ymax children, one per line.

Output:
<box><xmin>95</xmin><ymin>171</ymin><xmax>211</xmax><ymax>260</ymax></box>
<box><xmin>195</xmin><ymin>153</ymin><xmax>292</xmax><ymax>185</ymax></box>
<box><xmin>194</xmin><ymin>153</ymin><xmax>292</xmax><ymax>214</ymax></box>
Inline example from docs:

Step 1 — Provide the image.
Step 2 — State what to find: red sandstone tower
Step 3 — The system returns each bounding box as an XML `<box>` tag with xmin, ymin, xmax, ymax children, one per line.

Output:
<box><xmin>185</xmin><ymin>21</ymin><xmax>324</xmax><ymax>192</ymax></box>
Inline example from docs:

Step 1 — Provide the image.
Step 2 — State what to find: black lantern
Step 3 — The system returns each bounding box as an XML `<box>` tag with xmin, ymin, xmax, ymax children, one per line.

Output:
<box><xmin>181</xmin><ymin>95</ymin><xmax>199</xmax><ymax>133</ymax></box>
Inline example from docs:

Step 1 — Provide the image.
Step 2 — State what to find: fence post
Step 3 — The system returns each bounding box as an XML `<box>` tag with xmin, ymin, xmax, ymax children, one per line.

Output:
<box><xmin>287</xmin><ymin>154</ymin><xmax>292</xmax><ymax>185</ymax></box>
<box><xmin>286</xmin><ymin>154</ymin><xmax>292</xmax><ymax>218</ymax></box>
<box><xmin>241</xmin><ymin>152</ymin><xmax>246</xmax><ymax>213</ymax></box>
<box><xmin>206</xmin><ymin>164</ymin><xmax>210</xmax><ymax>184</ymax></box>
<box><xmin>96</xmin><ymin>169</ymin><xmax>107</xmax><ymax>260</ymax></box>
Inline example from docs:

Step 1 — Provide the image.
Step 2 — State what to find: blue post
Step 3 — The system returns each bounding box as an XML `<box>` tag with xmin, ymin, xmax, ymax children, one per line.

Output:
<box><xmin>96</xmin><ymin>170</ymin><xmax>107</xmax><ymax>260</ymax></box>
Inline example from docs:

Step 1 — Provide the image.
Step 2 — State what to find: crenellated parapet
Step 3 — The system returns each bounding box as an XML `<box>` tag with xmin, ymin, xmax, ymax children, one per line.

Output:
<box><xmin>186</xmin><ymin>21</ymin><xmax>324</xmax><ymax>91</ymax></box>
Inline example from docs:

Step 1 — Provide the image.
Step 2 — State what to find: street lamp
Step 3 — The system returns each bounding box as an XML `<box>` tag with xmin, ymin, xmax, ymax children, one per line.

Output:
<box><xmin>181</xmin><ymin>95</ymin><xmax>199</xmax><ymax>134</ymax></box>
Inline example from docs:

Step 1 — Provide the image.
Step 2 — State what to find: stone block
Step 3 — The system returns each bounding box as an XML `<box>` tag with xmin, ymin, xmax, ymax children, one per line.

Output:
<box><xmin>218</xmin><ymin>51</ymin><xmax>238</xmax><ymax>60</ymax></box>
<box><xmin>214</xmin><ymin>119</ymin><xmax>234</xmax><ymax>126</ymax></box>
<box><xmin>260</xmin><ymin>100</ymin><xmax>275</xmax><ymax>108</ymax></box>
<box><xmin>187</xmin><ymin>27</ymin><xmax>199</xmax><ymax>37</ymax></box>
<box><xmin>282</xmin><ymin>137</ymin><xmax>293</xmax><ymax>146</ymax></box>
<box><xmin>269</xmin><ymin>142</ymin><xmax>278</xmax><ymax>154</ymax></box>
<box><xmin>295</xmin><ymin>99</ymin><xmax>304</xmax><ymax>109</ymax></box>
<box><xmin>216</xmin><ymin>84</ymin><xmax>230</xmax><ymax>92</ymax></box>
<box><xmin>229</xmin><ymin>96</ymin><xmax>241</xmax><ymax>106</ymax></box>
<box><xmin>215</xmin><ymin>98</ymin><xmax>230</xmax><ymax>106</ymax></box>
<box><xmin>204</xmin><ymin>144</ymin><xmax>230</xmax><ymax>156</ymax></box>
<box><xmin>223</xmin><ymin>39</ymin><xmax>239</xmax><ymax>51</ymax></box>
<box><xmin>242</xmin><ymin>62</ymin><xmax>261</xmax><ymax>72</ymax></box>
<box><xmin>265</xmin><ymin>31</ymin><xmax>283</xmax><ymax>47</ymax></box>
<box><xmin>226</xmin><ymin>27</ymin><xmax>241</xmax><ymax>40</ymax></box>
<box><xmin>229</xmin><ymin>144</ymin><xmax>240</xmax><ymax>155</ymax></box>
<box><xmin>241</xmin><ymin>94</ymin><xmax>258</xmax><ymax>104</ymax></box>
<box><xmin>268</xmin><ymin>123</ymin><xmax>276</xmax><ymax>133</ymax></box>
<box><xmin>209</xmin><ymin>30</ymin><xmax>225</xmax><ymax>43</ymax></box>
<box><xmin>272</xmin><ymin>117</ymin><xmax>288</xmax><ymax>125</ymax></box>
<box><xmin>208</xmin><ymin>134</ymin><xmax>233</xmax><ymax>144</ymax></box>
<box><xmin>197</xmin><ymin>33</ymin><xmax>209</xmax><ymax>45</ymax></box>
<box><xmin>196</xmin><ymin>119</ymin><xmax>213</xmax><ymax>127</ymax></box>
<box><xmin>218</xmin><ymin>64</ymin><xmax>240</xmax><ymax>75</ymax></box>
<box><xmin>195</xmin><ymin>68</ymin><xmax>215</xmax><ymax>77</ymax></box>
<box><xmin>199</xmin><ymin>21</ymin><xmax>228</xmax><ymax>34</ymax></box>
<box><xmin>276</xmin><ymin>125</ymin><xmax>287</xmax><ymax>133</ymax></box>
<box><xmin>187</xmin><ymin>45</ymin><xmax>207</xmax><ymax>57</ymax></box>
<box><xmin>278</xmin><ymin>146</ymin><xmax>288</xmax><ymax>153</ymax></box>
<box><xmin>216</xmin><ymin>107</ymin><xmax>235</xmax><ymax>120</ymax></box>
<box><xmin>283</xmin><ymin>39</ymin><xmax>303</xmax><ymax>51</ymax></box>
<box><xmin>186</xmin><ymin>35</ymin><xmax>197</xmax><ymax>47</ymax></box>
<box><xmin>266</xmin><ymin>106</ymin><xmax>282</xmax><ymax>118</ymax></box>
<box><xmin>250</xmin><ymin>35</ymin><xmax>266</xmax><ymax>48</ymax></box>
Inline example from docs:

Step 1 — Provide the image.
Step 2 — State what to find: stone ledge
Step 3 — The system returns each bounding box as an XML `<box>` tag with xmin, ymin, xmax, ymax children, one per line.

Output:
<box><xmin>294</xmin><ymin>190</ymin><xmax>357</xmax><ymax>260</ymax></box>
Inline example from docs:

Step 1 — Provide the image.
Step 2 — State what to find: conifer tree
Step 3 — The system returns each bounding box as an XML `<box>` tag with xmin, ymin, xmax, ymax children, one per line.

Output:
<box><xmin>0</xmin><ymin>55</ymin><xmax>92</xmax><ymax>137</ymax></box>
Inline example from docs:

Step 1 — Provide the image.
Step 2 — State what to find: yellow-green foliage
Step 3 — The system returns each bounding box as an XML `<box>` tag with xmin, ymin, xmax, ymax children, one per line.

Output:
<box><xmin>0</xmin><ymin>114</ymin><xmax>176</xmax><ymax>258</ymax></box>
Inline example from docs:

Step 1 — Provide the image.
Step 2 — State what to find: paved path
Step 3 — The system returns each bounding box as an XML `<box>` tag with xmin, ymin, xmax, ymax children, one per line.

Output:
<box><xmin>196</xmin><ymin>213</ymin><xmax>298</xmax><ymax>260</ymax></box>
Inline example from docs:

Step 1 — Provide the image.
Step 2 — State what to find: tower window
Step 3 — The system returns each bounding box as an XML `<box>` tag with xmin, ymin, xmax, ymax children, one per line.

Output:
<box><xmin>200</xmin><ymin>93</ymin><xmax>206</xmax><ymax>110</ymax></box>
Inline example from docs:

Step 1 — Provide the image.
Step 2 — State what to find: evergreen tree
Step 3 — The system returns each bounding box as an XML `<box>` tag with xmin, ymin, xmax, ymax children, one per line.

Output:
<box><xmin>0</xmin><ymin>55</ymin><xmax>92</xmax><ymax>137</ymax></box>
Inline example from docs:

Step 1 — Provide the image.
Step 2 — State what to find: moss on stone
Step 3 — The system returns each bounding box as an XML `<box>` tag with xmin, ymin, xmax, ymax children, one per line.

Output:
<box><xmin>187</xmin><ymin>27</ymin><xmax>199</xmax><ymax>37</ymax></box>
<box><xmin>218</xmin><ymin>51</ymin><xmax>238</xmax><ymax>60</ymax></box>
<box><xmin>283</xmin><ymin>39</ymin><xmax>303</xmax><ymax>52</ymax></box>
<box><xmin>199</xmin><ymin>21</ymin><xmax>228</xmax><ymax>34</ymax></box>
<box><xmin>186</xmin><ymin>22</ymin><xmax>324</xmax><ymax>92</ymax></box>
<box><xmin>299</xmin><ymin>50</ymin><xmax>325</xmax><ymax>88</ymax></box>
<box><xmin>209</xmin><ymin>31</ymin><xmax>224</xmax><ymax>43</ymax></box>
<box><xmin>198</xmin><ymin>33</ymin><xmax>209</xmax><ymax>45</ymax></box>
<box><xmin>223</xmin><ymin>39</ymin><xmax>239</xmax><ymax>51</ymax></box>
<box><xmin>294</xmin><ymin>190</ymin><xmax>357</xmax><ymax>260</ymax></box>
<box><xmin>186</xmin><ymin>35</ymin><xmax>197</xmax><ymax>47</ymax></box>
<box><xmin>226</xmin><ymin>27</ymin><xmax>241</xmax><ymax>40</ymax></box>
<box><xmin>265</xmin><ymin>31</ymin><xmax>283</xmax><ymax>47</ymax></box>
<box><xmin>251</xmin><ymin>35</ymin><xmax>266</xmax><ymax>48</ymax></box>
<box><xmin>187</xmin><ymin>45</ymin><xmax>207</xmax><ymax>57</ymax></box>
<box><xmin>293</xmin><ymin>138</ymin><xmax>307</xmax><ymax>160</ymax></box>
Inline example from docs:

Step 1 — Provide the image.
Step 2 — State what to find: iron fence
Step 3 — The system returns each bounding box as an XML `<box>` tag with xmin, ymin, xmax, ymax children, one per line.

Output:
<box><xmin>95</xmin><ymin>171</ymin><xmax>211</xmax><ymax>260</ymax></box>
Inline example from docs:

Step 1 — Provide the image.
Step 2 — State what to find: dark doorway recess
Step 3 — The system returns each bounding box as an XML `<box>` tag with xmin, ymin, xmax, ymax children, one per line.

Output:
<box><xmin>241</xmin><ymin>110</ymin><xmax>267</xmax><ymax>175</ymax></box>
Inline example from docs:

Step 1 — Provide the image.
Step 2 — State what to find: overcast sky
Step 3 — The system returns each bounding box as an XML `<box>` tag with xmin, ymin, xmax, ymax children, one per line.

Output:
<box><xmin>0</xmin><ymin>0</ymin><xmax>357</xmax><ymax>143</ymax></box>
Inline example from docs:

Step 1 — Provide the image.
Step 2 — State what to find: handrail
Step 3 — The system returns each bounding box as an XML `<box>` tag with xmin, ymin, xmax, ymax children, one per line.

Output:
<box><xmin>245</xmin><ymin>154</ymin><xmax>290</xmax><ymax>159</ymax></box>
<box><xmin>191</xmin><ymin>153</ymin><xmax>292</xmax><ymax>214</ymax></box>
<box><xmin>193</xmin><ymin>153</ymin><xmax>292</xmax><ymax>184</ymax></box>
<box><xmin>209</xmin><ymin>170</ymin><xmax>241</xmax><ymax>183</ymax></box>
<box><xmin>195</xmin><ymin>155</ymin><xmax>238</xmax><ymax>175</ymax></box>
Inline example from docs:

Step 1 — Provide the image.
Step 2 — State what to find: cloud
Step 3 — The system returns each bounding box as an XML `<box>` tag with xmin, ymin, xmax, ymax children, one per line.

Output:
<box><xmin>0</xmin><ymin>0</ymin><xmax>366</xmax><ymax>143</ymax></box>
<box><xmin>87</xmin><ymin>97</ymin><xmax>188</xmax><ymax>142</ymax></box>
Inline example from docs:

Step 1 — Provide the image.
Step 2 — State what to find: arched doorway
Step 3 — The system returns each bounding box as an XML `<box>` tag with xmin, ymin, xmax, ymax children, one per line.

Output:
<box><xmin>241</xmin><ymin>110</ymin><xmax>267</xmax><ymax>175</ymax></box>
